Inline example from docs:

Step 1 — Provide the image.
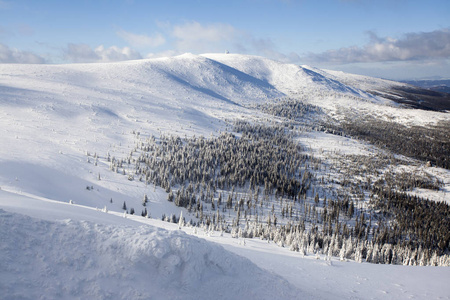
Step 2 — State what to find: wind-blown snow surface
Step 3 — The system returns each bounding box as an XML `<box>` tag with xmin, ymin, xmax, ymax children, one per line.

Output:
<box><xmin>202</xmin><ymin>53</ymin><xmax>365</xmax><ymax>96</ymax></box>
<box><xmin>1</xmin><ymin>190</ymin><xmax>449</xmax><ymax>300</ymax></box>
<box><xmin>1</xmin><ymin>53</ymin><xmax>450</xmax><ymax>299</ymax></box>
<box><xmin>0</xmin><ymin>208</ymin><xmax>298</xmax><ymax>299</ymax></box>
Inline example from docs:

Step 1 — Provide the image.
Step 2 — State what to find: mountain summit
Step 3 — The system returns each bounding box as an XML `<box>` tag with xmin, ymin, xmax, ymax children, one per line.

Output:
<box><xmin>0</xmin><ymin>53</ymin><xmax>449</xmax><ymax>300</ymax></box>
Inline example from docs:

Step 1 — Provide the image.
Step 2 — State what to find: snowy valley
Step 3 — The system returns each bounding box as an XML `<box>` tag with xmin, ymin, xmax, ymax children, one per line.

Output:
<box><xmin>1</xmin><ymin>53</ymin><xmax>450</xmax><ymax>299</ymax></box>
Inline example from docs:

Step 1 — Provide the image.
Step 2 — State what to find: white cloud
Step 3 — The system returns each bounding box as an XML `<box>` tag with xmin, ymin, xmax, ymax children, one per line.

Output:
<box><xmin>64</xmin><ymin>43</ymin><xmax>142</xmax><ymax>63</ymax></box>
<box><xmin>171</xmin><ymin>21</ymin><xmax>239</xmax><ymax>53</ymax></box>
<box><xmin>305</xmin><ymin>28</ymin><xmax>450</xmax><ymax>64</ymax></box>
<box><xmin>0</xmin><ymin>43</ymin><xmax>45</xmax><ymax>63</ymax></box>
<box><xmin>244</xmin><ymin>36</ymin><xmax>300</xmax><ymax>63</ymax></box>
<box><xmin>116</xmin><ymin>29</ymin><xmax>166</xmax><ymax>48</ymax></box>
<box><xmin>62</xmin><ymin>21</ymin><xmax>301</xmax><ymax>64</ymax></box>
<box><xmin>145</xmin><ymin>50</ymin><xmax>178</xmax><ymax>59</ymax></box>
<box><xmin>161</xmin><ymin>21</ymin><xmax>300</xmax><ymax>63</ymax></box>
<box><xmin>64</xmin><ymin>43</ymin><xmax>98</xmax><ymax>63</ymax></box>
<box><xmin>94</xmin><ymin>45</ymin><xmax>142</xmax><ymax>61</ymax></box>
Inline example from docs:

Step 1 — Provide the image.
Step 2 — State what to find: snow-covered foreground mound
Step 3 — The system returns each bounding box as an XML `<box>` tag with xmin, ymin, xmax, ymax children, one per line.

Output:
<box><xmin>1</xmin><ymin>189</ymin><xmax>450</xmax><ymax>300</ymax></box>
<box><xmin>0</xmin><ymin>208</ymin><xmax>299</xmax><ymax>300</ymax></box>
<box><xmin>1</xmin><ymin>53</ymin><xmax>450</xmax><ymax>299</ymax></box>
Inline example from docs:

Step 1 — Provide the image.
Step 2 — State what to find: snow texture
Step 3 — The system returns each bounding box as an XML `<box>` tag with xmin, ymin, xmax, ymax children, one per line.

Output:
<box><xmin>0</xmin><ymin>208</ymin><xmax>299</xmax><ymax>300</ymax></box>
<box><xmin>1</xmin><ymin>53</ymin><xmax>449</xmax><ymax>299</ymax></box>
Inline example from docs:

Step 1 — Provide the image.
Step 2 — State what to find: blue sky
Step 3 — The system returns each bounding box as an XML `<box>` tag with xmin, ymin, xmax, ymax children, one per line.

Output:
<box><xmin>1</xmin><ymin>0</ymin><xmax>449</xmax><ymax>79</ymax></box>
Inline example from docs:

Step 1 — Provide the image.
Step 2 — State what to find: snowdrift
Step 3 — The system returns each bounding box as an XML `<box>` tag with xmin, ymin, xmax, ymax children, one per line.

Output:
<box><xmin>1</xmin><ymin>53</ymin><xmax>450</xmax><ymax>300</ymax></box>
<box><xmin>0</xmin><ymin>209</ymin><xmax>299</xmax><ymax>300</ymax></box>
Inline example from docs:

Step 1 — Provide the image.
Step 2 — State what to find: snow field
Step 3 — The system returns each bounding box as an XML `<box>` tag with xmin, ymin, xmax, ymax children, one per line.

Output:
<box><xmin>1</xmin><ymin>190</ymin><xmax>449</xmax><ymax>300</ymax></box>
<box><xmin>0</xmin><ymin>205</ymin><xmax>300</xmax><ymax>300</ymax></box>
<box><xmin>1</xmin><ymin>52</ymin><xmax>450</xmax><ymax>299</ymax></box>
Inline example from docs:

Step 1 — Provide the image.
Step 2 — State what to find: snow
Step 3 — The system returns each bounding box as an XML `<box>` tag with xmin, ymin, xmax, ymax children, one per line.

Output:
<box><xmin>1</xmin><ymin>53</ymin><xmax>450</xmax><ymax>299</ymax></box>
<box><xmin>203</xmin><ymin>53</ymin><xmax>449</xmax><ymax>127</ymax></box>
<box><xmin>0</xmin><ymin>206</ymin><xmax>299</xmax><ymax>299</ymax></box>
<box><xmin>296</xmin><ymin>130</ymin><xmax>450</xmax><ymax>204</ymax></box>
<box><xmin>322</xmin><ymin>68</ymin><xmax>411</xmax><ymax>92</ymax></box>
<box><xmin>221</xmin><ymin>239</ymin><xmax>450</xmax><ymax>300</ymax></box>
<box><xmin>202</xmin><ymin>53</ymin><xmax>366</xmax><ymax>96</ymax></box>
<box><xmin>1</xmin><ymin>190</ymin><xmax>449</xmax><ymax>300</ymax></box>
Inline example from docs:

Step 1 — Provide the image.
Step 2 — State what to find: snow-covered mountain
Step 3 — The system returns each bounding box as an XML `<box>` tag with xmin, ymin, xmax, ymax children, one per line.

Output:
<box><xmin>1</xmin><ymin>53</ymin><xmax>449</xmax><ymax>299</ymax></box>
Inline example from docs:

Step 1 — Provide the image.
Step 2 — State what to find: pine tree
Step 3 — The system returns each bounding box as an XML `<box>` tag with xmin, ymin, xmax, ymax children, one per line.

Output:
<box><xmin>167</xmin><ymin>191</ymin><xmax>174</xmax><ymax>202</ymax></box>
<box><xmin>340</xmin><ymin>240</ymin><xmax>347</xmax><ymax>261</ymax></box>
<box><xmin>178</xmin><ymin>211</ymin><xmax>184</xmax><ymax>229</ymax></box>
<box><xmin>355</xmin><ymin>242</ymin><xmax>363</xmax><ymax>263</ymax></box>
<box><xmin>141</xmin><ymin>208</ymin><xmax>147</xmax><ymax>217</ymax></box>
<box><xmin>143</xmin><ymin>194</ymin><xmax>148</xmax><ymax>206</ymax></box>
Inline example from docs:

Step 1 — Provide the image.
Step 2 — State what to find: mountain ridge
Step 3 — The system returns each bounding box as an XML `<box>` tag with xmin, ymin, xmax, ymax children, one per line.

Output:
<box><xmin>1</xmin><ymin>52</ymin><xmax>450</xmax><ymax>299</ymax></box>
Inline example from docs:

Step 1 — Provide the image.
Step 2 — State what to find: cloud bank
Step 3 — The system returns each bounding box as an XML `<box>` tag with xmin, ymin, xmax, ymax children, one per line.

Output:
<box><xmin>64</xmin><ymin>44</ymin><xmax>142</xmax><ymax>63</ymax></box>
<box><xmin>145</xmin><ymin>21</ymin><xmax>297</xmax><ymax>62</ymax></box>
<box><xmin>1</xmin><ymin>20</ymin><xmax>294</xmax><ymax>64</ymax></box>
<box><xmin>5</xmin><ymin>21</ymin><xmax>448</xmax><ymax>68</ymax></box>
<box><xmin>116</xmin><ymin>30</ymin><xmax>166</xmax><ymax>48</ymax></box>
<box><xmin>0</xmin><ymin>43</ymin><xmax>45</xmax><ymax>63</ymax></box>
<box><xmin>305</xmin><ymin>28</ymin><xmax>450</xmax><ymax>64</ymax></box>
<box><xmin>171</xmin><ymin>21</ymin><xmax>238</xmax><ymax>53</ymax></box>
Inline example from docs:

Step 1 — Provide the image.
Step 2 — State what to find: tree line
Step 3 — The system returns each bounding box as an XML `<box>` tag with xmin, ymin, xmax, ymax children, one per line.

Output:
<box><xmin>102</xmin><ymin>117</ymin><xmax>449</xmax><ymax>265</ymax></box>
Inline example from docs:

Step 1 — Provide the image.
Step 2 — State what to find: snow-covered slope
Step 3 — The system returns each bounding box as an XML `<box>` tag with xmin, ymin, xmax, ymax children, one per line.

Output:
<box><xmin>202</xmin><ymin>53</ymin><xmax>450</xmax><ymax>124</ymax></box>
<box><xmin>322</xmin><ymin>68</ymin><xmax>411</xmax><ymax>92</ymax></box>
<box><xmin>0</xmin><ymin>204</ymin><xmax>298</xmax><ymax>300</ymax></box>
<box><xmin>1</xmin><ymin>53</ymin><xmax>449</xmax><ymax>299</ymax></box>
<box><xmin>0</xmin><ymin>54</ymin><xmax>290</xmax><ymax>215</ymax></box>
<box><xmin>2</xmin><ymin>190</ymin><xmax>450</xmax><ymax>300</ymax></box>
<box><xmin>323</xmin><ymin>68</ymin><xmax>450</xmax><ymax>112</ymax></box>
<box><xmin>203</xmin><ymin>53</ymin><xmax>368</xmax><ymax>97</ymax></box>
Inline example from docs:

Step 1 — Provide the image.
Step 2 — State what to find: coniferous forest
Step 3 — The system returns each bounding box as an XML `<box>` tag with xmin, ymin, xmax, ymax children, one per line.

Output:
<box><xmin>99</xmin><ymin>98</ymin><xmax>450</xmax><ymax>266</ymax></box>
